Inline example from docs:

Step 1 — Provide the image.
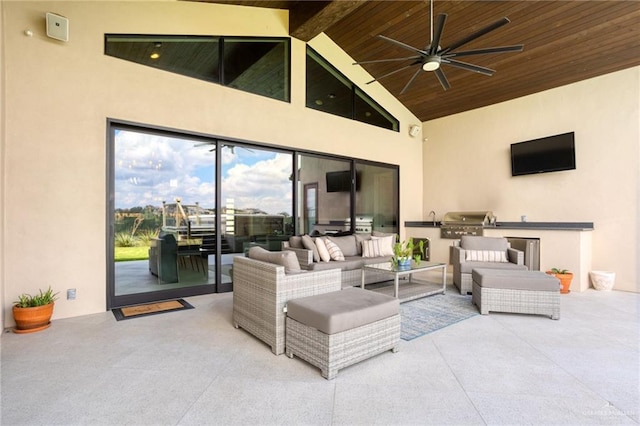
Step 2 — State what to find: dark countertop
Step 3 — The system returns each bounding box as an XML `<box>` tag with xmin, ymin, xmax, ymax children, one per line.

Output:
<box><xmin>405</xmin><ymin>221</ymin><xmax>594</xmax><ymax>231</ymax></box>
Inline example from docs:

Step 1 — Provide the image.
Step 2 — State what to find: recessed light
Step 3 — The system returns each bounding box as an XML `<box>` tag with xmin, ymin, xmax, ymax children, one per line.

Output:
<box><xmin>150</xmin><ymin>52</ymin><xmax>160</xmax><ymax>60</ymax></box>
<box><xmin>315</xmin><ymin>99</ymin><xmax>324</xmax><ymax>106</ymax></box>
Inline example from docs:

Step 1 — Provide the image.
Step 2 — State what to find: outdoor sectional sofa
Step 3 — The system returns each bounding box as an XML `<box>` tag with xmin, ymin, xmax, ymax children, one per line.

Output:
<box><xmin>282</xmin><ymin>233</ymin><xmax>395</xmax><ymax>287</ymax></box>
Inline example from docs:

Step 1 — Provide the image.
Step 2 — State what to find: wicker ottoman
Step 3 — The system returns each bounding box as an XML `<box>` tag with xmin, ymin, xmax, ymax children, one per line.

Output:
<box><xmin>472</xmin><ymin>268</ymin><xmax>561</xmax><ymax>320</ymax></box>
<box><xmin>285</xmin><ymin>287</ymin><xmax>400</xmax><ymax>380</ymax></box>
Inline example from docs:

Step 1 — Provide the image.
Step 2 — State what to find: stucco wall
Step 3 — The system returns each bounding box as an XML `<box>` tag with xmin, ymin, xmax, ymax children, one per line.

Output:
<box><xmin>1</xmin><ymin>1</ymin><xmax>423</xmax><ymax>325</ymax></box>
<box><xmin>423</xmin><ymin>67</ymin><xmax>640</xmax><ymax>292</ymax></box>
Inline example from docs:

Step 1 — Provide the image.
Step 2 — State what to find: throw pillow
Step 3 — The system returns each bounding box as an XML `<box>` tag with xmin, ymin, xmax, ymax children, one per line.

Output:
<box><xmin>371</xmin><ymin>235</ymin><xmax>395</xmax><ymax>257</ymax></box>
<box><xmin>247</xmin><ymin>246</ymin><xmax>302</xmax><ymax>273</ymax></box>
<box><xmin>465</xmin><ymin>249</ymin><xmax>508</xmax><ymax>262</ymax></box>
<box><xmin>354</xmin><ymin>234</ymin><xmax>372</xmax><ymax>255</ymax></box>
<box><xmin>362</xmin><ymin>239</ymin><xmax>385</xmax><ymax>258</ymax></box>
<box><xmin>324</xmin><ymin>238</ymin><xmax>345</xmax><ymax>261</ymax></box>
<box><xmin>301</xmin><ymin>234</ymin><xmax>320</xmax><ymax>262</ymax></box>
<box><xmin>315</xmin><ymin>237</ymin><xmax>331</xmax><ymax>262</ymax></box>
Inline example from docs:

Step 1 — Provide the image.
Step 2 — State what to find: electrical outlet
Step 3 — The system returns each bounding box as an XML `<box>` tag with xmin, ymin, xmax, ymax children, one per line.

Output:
<box><xmin>67</xmin><ymin>288</ymin><xmax>76</xmax><ymax>300</ymax></box>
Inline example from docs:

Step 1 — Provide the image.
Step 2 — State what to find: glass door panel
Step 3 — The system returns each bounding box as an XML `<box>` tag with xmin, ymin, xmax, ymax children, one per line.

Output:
<box><xmin>220</xmin><ymin>145</ymin><xmax>293</xmax><ymax>287</ymax></box>
<box><xmin>297</xmin><ymin>155</ymin><xmax>351</xmax><ymax>236</ymax></box>
<box><xmin>110</xmin><ymin>128</ymin><xmax>216</xmax><ymax>307</ymax></box>
<box><xmin>356</xmin><ymin>162</ymin><xmax>399</xmax><ymax>235</ymax></box>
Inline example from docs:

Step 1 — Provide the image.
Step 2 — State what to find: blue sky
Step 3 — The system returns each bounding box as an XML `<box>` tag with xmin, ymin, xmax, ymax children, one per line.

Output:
<box><xmin>114</xmin><ymin>129</ymin><xmax>292</xmax><ymax>215</ymax></box>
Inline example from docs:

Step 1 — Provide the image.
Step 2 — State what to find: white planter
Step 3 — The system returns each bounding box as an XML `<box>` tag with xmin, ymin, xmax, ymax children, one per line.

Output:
<box><xmin>589</xmin><ymin>271</ymin><xmax>615</xmax><ymax>291</ymax></box>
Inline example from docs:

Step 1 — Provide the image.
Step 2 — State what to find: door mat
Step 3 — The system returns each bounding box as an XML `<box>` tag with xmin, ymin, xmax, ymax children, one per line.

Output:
<box><xmin>112</xmin><ymin>299</ymin><xmax>194</xmax><ymax>321</ymax></box>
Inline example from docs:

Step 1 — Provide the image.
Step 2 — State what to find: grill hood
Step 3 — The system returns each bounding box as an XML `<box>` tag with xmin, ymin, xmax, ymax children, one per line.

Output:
<box><xmin>442</xmin><ymin>211</ymin><xmax>495</xmax><ymax>226</ymax></box>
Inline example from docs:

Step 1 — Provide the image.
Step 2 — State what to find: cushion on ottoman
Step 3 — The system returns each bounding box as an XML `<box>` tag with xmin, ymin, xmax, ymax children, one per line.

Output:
<box><xmin>472</xmin><ymin>268</ymin><xmax>560</xmax><ymax>291</ymax></box>
<box><xmin>286</xmin><ymin>287</ymin><xmax>399</xmax><ymax>335</ymax></box>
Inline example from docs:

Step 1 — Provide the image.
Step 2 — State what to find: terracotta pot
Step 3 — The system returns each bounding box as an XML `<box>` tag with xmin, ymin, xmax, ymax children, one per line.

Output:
<box><xmin>12</xmin><ymin>303</ymin><xmax>54</xmax><ymax>333</ymax></box>
<box><xmin>546</xmin><ymin>271</ymin><xmax>573</xmax><ymax>294</ymax></box>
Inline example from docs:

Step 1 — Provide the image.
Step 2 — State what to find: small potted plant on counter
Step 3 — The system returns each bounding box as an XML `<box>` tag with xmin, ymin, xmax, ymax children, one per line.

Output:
<box><xmin>12</xmin><ymin>287</ymin><xmax>59</xmax><ymax>333</ymax></box>
<box><xmin>392</xmin><ymin>237</ymin><xmax>425</xmax><ymax>269</ymax></box>
<box><xmin>546</xmin><ymin>268</ymin><xmax>573</xmax><ymax>294</ymax></box>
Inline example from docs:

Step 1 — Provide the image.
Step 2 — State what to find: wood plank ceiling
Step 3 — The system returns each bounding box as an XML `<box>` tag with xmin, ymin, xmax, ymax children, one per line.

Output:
<box><xmin>193</xmin><ymin>1</ymin><xmax>640</xmax><ymax>122</ymax></box>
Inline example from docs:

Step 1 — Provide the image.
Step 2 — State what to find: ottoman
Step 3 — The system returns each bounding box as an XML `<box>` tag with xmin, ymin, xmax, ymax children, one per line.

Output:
<box><xmin>472</xmin><ymin>268</ymin><xmax>561</xmax><ymax>320</ymax></box>
<box><xmin>285</xmin><ymin>287</ymin><xmax>400</xmax><ymax>380</ymax></box>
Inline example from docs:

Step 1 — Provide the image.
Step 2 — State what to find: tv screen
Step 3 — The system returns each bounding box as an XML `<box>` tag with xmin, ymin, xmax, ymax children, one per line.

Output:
<box><xmin>511</xmin><ymin>132</ymin><xmax>576</xmax><ymax>176</ymax></box>
<box><xmin>326</xmin><ymin>170</ymin><xmax>359</xmax><ymax>192</ymax></box>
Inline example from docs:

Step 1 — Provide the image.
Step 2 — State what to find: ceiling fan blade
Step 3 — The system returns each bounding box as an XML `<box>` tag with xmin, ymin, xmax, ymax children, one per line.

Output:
<box><xmin>365</xmin><ymin>63</ymin><xmax>419</xmax><ymax>85</ymax></box>
<box><xmin>444</xmin><ymin>59</ymin><xmax>495</xmax><ymax>76</ymax></box>
<box><xmin>446</xmin><ymin>44</ymin><xmax>524</xmax><ymax>58</ymax></box>
<box><xmin>400</xmin><ymin>67</ymin><xmax>423</xmax><ymax>95</ymax></box>
<box><xmin>377</xmin><ymin>35</ymin><xmax>427</xmax><ymax>56</ymax></box>
<box><xmin>353</xmin><ymin>56</ymin><xmax>422</xmax><ymax>65</ymax></box>
<box><xmin>440</xmin><ymin>17</ymin><xmax>510</xmax><ymax>55</ymax></box>
<box><xmin>434</xmin><ymin>68</ymin><xmax>451</xmax><ymax>91</ymax></box>
<box><xmin>429</xmin><ymin>13</ymin><xmax>448</xmax><ymax>56</ymax></box>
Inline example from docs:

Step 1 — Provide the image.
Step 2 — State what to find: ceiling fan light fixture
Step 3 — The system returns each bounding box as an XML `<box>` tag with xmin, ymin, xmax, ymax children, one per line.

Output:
<box><xmin>422</xmin><ymin>56</ymin><xmax>441</xmax><ymax>71</ymax></box>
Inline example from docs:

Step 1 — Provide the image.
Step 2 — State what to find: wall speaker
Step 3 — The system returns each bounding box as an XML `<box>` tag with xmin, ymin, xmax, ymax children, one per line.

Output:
<box><xmin>46</xmin><ymin>12</ymin><xmax>69</xmax><ymax>42</ymax></box>
<box><xmin>408</xmin><ymin>124</ymin><xmax>421</xmax><ymax>137</ymax></box>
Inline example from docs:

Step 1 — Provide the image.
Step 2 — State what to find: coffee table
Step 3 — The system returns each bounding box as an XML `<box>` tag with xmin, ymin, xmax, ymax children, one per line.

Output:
<box><xmin>361</xmin><ymin>261</ymin><xmax>447</xmax><ymax>301</ymax></box>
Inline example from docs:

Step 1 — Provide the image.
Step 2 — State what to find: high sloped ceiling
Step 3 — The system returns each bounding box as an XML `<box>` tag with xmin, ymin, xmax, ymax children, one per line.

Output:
<box><xmin>193</xmin><ymin>0</ymin><xmax>640</xmax><ymax>122</ymax></box>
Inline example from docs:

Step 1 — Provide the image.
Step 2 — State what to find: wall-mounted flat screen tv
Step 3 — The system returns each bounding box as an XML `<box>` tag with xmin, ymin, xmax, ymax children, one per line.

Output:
<box><xmin>511</xmin><ymin>132</ymin><xmax>576</xmax><ymax>176</ymax></box>
<box><xmin>326</xmin><ymin>170</ymin><xmax>359</xmax><ymax>192</ymax></box>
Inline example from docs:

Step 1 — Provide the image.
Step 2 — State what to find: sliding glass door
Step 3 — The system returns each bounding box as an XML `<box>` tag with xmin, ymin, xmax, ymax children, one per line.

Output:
<box><xmin>107</xmin><ymin>121</ymin><xmax>398</xmax><ymax>309</ymax></box>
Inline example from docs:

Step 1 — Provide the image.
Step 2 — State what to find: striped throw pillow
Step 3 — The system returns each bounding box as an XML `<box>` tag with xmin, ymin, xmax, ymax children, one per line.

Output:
<box><xmin>324</xmin><ymin>239</ymin><xmax>345</xmax><ymax>261</ymax></box>
<box><xmin>465</xmin><ymin>249</ymin><xmax>508</xmax><ymax>262</ymax></box>
<box><xmin>362</xmin><ymin>239</ymin><xmax>385</xmax><ymax>258</ymax></box>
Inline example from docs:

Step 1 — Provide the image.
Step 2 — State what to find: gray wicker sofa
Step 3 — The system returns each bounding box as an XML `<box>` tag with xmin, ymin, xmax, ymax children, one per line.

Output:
<box><xmin>282</xmin><ymin>233</ymin><xmax>393</xmax><ymax>288</ymax></box>
<box><xmin>232</xmin><ymin>249</ymin><xmax>342</xmax><ymax>355</ymax></box>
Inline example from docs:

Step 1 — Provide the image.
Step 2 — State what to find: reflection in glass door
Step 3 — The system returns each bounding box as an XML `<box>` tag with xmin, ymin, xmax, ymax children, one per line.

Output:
<box><xmin>109</xmin><ymin>126</ymin><xmax>217</xmax><ymax>308</ymax></box>
<box><xmin>219</xmin><ymin>145</ymin><xmax>293</xmax><ymax>285</ymax></box>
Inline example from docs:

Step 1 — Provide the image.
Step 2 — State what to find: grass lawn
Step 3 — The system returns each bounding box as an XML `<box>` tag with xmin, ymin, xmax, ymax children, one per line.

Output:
<box><xmin>115</xmin><ymin>246</ymin><xmax>149</xmax><ymax>262</ymax></box>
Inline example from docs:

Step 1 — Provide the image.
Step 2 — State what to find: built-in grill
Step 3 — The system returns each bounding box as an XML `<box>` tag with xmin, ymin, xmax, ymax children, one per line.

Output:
<box><xmin>440</xmin><ymin>211</ymin><xmax>496</xmax><ymax>239</ymax></box>
<box><xmin>345</xmin><ymin>215</ymin><xmax>373</xmax><ymax>234</ymax></box>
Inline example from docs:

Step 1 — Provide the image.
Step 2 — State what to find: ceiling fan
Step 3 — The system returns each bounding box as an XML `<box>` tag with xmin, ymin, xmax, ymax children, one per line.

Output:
<box><xmin>353</xmin><ymin>1</ymin><xmax>524</xmax><ymax>93</ymax></box>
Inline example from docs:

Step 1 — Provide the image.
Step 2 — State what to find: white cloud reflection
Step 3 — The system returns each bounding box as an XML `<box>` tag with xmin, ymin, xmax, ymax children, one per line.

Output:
<box><xmin>115</xmin><ymin>130</ymin><xmax>292</xmax><ymax>214</ymax></box>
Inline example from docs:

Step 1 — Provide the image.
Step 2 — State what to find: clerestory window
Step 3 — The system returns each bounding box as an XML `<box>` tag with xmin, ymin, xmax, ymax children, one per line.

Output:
<box><xmin>105</xmin><ymin>35</ymin><xmax>290</xmax><ymax>102</ymax></box>
<box><xmin>306</xmin><ymin>47</ymin><xmax>399</xmax><ymax>131</ymax></box>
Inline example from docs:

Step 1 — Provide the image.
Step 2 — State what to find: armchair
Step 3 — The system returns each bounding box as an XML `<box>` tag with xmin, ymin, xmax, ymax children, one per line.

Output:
<box><xmin>232</xmin><ymin>255</ymin><xmax>341</xmax><ymax>355</ymax></box>
<box><xmin>450</xmin><ymin>235</ymin><xmax>527</xmax><ymax>295</ymax></box>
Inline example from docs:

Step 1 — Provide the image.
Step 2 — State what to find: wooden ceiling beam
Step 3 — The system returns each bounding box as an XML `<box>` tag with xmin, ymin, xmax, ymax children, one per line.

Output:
<box><xmin>289</xmin><ymin>0</ymin><xmax>369</xmax><ymax>42</ymax></box>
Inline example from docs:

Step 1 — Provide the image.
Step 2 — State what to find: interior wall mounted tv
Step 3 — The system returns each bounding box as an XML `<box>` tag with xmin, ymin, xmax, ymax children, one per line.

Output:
<box><xmin>326</xmin><ymin>170</ymin><xmax>360</xmax><ymax>192</ymax></box>
<box><xmin>511</xmin><ymin>132</ymin><xmax>576</xmax><ymax>176</ymax></box>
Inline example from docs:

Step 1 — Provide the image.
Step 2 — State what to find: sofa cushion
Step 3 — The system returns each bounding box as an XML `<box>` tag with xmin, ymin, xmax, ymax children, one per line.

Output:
<box><xmin>315</xmin><ymin>237</ymin><xmax>331</xmax><ymax>262</ymax></box>
<box><xmin>324</xmin><ymin>238</ymin><xmax>345</xmax><ymax>261</ymax></box>
<box><xmin>326</xmin><ymin>235</ymin><xmax>358</xmax><ymax>257</ymax></box>
<box><xmin>465</xmin><ymin>249</ymin><xmax>508</xmax><ymax>262</ymax></box>
<box><xmin>308</xmin><ymin>258</ymin><xmax>362</xmax><ymax>271</ymax></box>
<box><xmin>461</xmin><ymin>235</ymin><xmax>509</xmax><ymax>251</ymax></box>
<box><xmin>288</xmin><ymin>236</ymin><xmax>304</xmax><ymax>249</ymax></box>
<box><xmin>460</xmin><ymin>261</ymin><xmax>527</xmax><ymax>274</ymax></box>
<box><xmin>472</xmin><ymin>268</ymin><xmax>560</xmax><ymax>291</ymax></box>
<box><xmin>247</xmin><ymin>246</ymin><xmax>301</xmax><ymax>274</ymax></box>
<box><xmin>301</xmin><ymin>234</ymin><xmax>320</xmax><ymax>262</ymax></box>
<box><xmin>286</xmin><ymin>287</ymin><xmax>399</xmax><ymax>335</ymax></box>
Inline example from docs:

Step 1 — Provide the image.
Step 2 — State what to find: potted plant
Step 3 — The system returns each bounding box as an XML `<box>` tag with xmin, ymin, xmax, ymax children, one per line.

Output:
<box><xmin>546</xmin><ymin>268</ymin><xmax>573</xmax><ymax>294</ymax></box>
<box><xmin>391</xmin><ymin>237</ymin><xmax>425</xmax><ymax>269</ymax></box>
<box><xmin>12</xmin><ymin>287</ymin><xmax>59</xmax><ymax>333</ymax></box>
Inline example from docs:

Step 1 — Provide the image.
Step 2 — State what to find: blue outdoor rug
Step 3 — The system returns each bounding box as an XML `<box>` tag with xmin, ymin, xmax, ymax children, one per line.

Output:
<box><xmin>401</xmin><ymin>293</ymin><xmax>478</xmax><ymax>340</ymax></box>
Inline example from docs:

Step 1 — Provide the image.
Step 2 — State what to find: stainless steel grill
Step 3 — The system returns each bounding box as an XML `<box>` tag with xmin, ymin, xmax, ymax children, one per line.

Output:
<box><xmin>346</xmin><ymin>215</ymin><xmax>373</xmax><ymax>234</ymax></box>
<box><xmin>440</xmin><ymin>211</ymin><xmax>495</xmax><ymax>239</ymax></box>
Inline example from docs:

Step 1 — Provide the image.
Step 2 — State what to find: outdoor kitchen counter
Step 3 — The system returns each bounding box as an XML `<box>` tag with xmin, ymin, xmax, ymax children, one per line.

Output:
<box><xmin>405</xmin><ymin>221</ymin><xmax>594</xmax><ymax>231</ymax></box>
<box><xmin>405</xmin><ymin>221</ymin><xmax>594</xmax><ymax>292</ymax></box>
